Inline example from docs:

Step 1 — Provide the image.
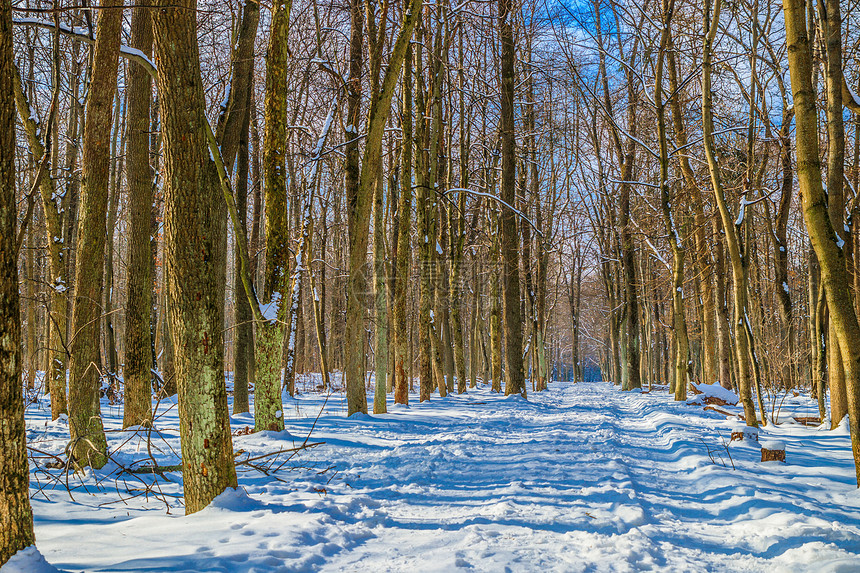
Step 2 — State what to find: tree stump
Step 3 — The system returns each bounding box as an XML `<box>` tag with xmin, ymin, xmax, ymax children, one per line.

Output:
<box><xmin>730</xmin><ymin>426</ymin><xmax>758</xmax><ymax>442</ymax></box>
<box><xmin>760</xmin><ymin>441</ymin><xmax>786</xmax><ymax>463</ymax></box>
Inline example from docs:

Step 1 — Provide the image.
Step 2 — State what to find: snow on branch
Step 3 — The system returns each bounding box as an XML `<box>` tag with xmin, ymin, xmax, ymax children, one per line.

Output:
<box><xmin>443</xmin><ymin>187</ymin><xmax>543</xmax><ymax>237</ymax></box>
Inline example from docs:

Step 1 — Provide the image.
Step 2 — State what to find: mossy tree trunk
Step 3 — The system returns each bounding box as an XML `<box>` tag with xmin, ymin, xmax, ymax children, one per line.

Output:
<box><xmin>702</xmin><ymin>0</ymin><xmax>758</xmax><ymax>426</ymax></box>
<box><xmin>784</xmin><ymin>0</ymin><xmax>860</xmax><ymax>484</ymax></box>
<box><xmin>123</xmin><ymin>0</ymin><xmax>155</xmax><ymax>429</ymax></box>
<box><xmin>0</xmin><ymin>0</ymin><xmax>36</xmax><ymax>560</ymax></box>
<box><xmin>654</xmin><ymin>0</ymin><xmax>690</xmax><ymax>401</ymax></box>
<box><xmin>255</xmin><ymin>0</ymin><xmax>292</xmax><ymax>431</ymax></box>
<box><xmin>67</xmin><ymin>0</ymin><xmax>123</xmax><ymax>469</ymax></box>
<box><xmin>12</xmin><ymin>60</ymin><xmax>68</xmax><ymax>419</ymax></box>
<box><xmin>392</xmin><ymin>44</ymin><xmax>413</xmax><ymax>405</ymax></box>
<box><xmin>153</xmin><ymin>0</ymin><xmax>239</xmax><ymax>512</ymax></box>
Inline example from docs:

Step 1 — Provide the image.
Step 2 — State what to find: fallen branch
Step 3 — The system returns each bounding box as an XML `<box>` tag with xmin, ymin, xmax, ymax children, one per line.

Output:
<box><xmin>235</xmin><ymin>441</ymin><xmax>325</xmax><ymax>468</ymax></box>
<box><xmin>704</xmin><ymin>404</ymin><xmax>742</xmax><ymax>419</ymax></box>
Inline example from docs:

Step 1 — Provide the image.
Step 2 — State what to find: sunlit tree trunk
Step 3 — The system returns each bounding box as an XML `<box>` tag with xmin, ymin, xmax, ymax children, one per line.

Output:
<box><xmin>123</xmin><ymin>0</ymin><xmax>155</xmax><ymax>428</ymax></box>
<box><xmin>393</xmin><ymin>44</ymin><xmax>413</xmax><ymax>405</ymax></box>
<box><xmin>655</xmin><ymin>0</ymin><xmax>689</xmax><ymax>401</ymax></box>
<box><xmin>499</xmin><ymin>0</ymin><xmax>525</xmax><ymax>397</ymax></box>
<box><xmin>153</xmin><ymin>0</ymin><xmax>240</xmax><ymax>512</ymax></box>
<box><xmin>67</xmin><ymin>0</ymin><xmax>123</xmax><ymax>468</ymax></box>
<box><xmin>702</xmin><ymin>0</ymin><xmax>758</xmax><ymax>426</ymax></box>
<box><xmin>256</xmin><ymin>0</ymin><xmax>291</xmax><ymax>431</ymax></box>
<box><xmin>784</xmin><ymin>0</ymin><xmax>860</xmax><ymax>484</ymax></box>
<box><xmin>0</xmin><ymin>0</ymin><xmax>36</xmax><ymax>559</ymax></box>
<box><xmin>344</xmin><ymin>0</ymin><xmax>423</xmax><ymax>413</ymax></box>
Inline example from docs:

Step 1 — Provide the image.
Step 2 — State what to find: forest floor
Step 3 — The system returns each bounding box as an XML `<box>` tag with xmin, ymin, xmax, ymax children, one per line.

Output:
<box><xmin>9</xmin><ymin>377</ymin><xmax>860</xmax><ymax>572</ymax></box>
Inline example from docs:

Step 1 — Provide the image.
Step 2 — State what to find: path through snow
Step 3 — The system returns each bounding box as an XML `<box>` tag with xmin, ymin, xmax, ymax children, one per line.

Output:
<box><xmin>16</xmin><ymin>381</ymin><xmax>860</xmax><ymax>572</ymax></box>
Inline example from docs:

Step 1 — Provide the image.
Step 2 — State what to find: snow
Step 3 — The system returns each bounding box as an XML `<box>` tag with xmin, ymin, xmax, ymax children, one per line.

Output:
<box><xmin>51</xmin><ymin>277</ymin><xmax>66</xmax><ymax>294</ymax></box>
<box><xmin>118</xmin><ymin>46</ymin><xmax>156</xmax><ymax>72</ymax></box>
<box><xmin>848</xmin><ymin>82</ymin><xmax>860</xmax><ymax>109</ymax></box>
<box><xmin>735</xmin><ymin>198</ymin><xmax>747</xmax><ymax>226</ymax></box>
<box><xmin>836</xmin><ymin>232</ymin><xmax>846</xmax><ymax>249</ymax></box>
<box><xmin>260</xmin><ymin>292</ymin><xmax>282</xmax><ymax>322</ymax></box>
<box><xmin>688</xmin><ymin>381</ymin><xmax>740</xmax><ymax>405</ymax></box>
<box><xmin>18</xmin><ymin>379</ymin><xmax>860</xmax><ymax>571</ymax></box>
<box><xmin>12</xmin><ymin>17</ymin><xmax>89</xmax><ymax>38</ymax></box>
<box><xmin>1</xmin><ymin>547</ymin><xmax>59</xmax><ymax>573</ymax></box>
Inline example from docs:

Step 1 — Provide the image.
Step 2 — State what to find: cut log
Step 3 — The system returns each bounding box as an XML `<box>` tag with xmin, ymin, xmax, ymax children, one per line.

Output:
<box><xmin>730</xmin><ymin>427</ymin><xmax>759</xmax><ymax>442</ymax></box>
<box><xmin>760</xmin><ymin>440</ymin><xmax>786</xmax><ymax>463</ymax></box>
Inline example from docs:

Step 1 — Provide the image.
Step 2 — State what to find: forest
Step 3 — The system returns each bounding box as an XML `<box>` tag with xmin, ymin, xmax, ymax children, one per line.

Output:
<box><xmin>2</xmin><ymin>0</ymin><xmax>860</xmax><ymax>569</ymax></box>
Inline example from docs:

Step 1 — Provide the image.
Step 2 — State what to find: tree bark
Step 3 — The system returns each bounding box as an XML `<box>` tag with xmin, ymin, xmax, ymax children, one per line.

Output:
<box><xmin>393</xmin><ymin>44</ymin><xmax>413</xmax><ymax>405</ymax></box>
<box><xmin>67</xmin><ymin>0</ymin><xmax>124</xmax><ymax>469</ymax></box>
<box><xmin>345</xmin><ymin>0</ymin><xmax>423</xmax><ymax>413</ymax></box>
<box><xmin>233</xmin><ymin>82</ymin><xmax>254</xmax><ymax>416</ymax></box>
<box><xmin>784</xmin><ymin>0</ymin><xmax>860</xmax><ymax>484</ymax></box>
<box><xmin>499</xmin><ymin>0</ymin><xmax>525</xmax><ymax>397</ymax></box>
<box><xmin>1</xmin><ymin>0</ymin><xmax>36</xmax><ymax>560</ymax></box>
<box><xmin>655</xmin><ymin>0</ymin><xmax>690</xmax><ymax>401</ymax></box>
<box><xmin>256</xmin><ymin>0</ymin><xmax>292</xmax><ymax>431</ymax></box>
<box><xmin>153</xmin><ymin>0</ymin><xmax>240</xmax><ymax>512</ymax></box>
<box><xmin>225</xmin><ymin>0</ymin><xmax>260</xmax><ymax>416</ymax></box>
<box><xmin>702</xmin><ymin>0</ymin><xmax>758</xmax><ymax>426</ymax></box>
<box><xmin>123</xmin><ymin>1</ymin><xmax>154</xmax><ymax>428</ymax></box>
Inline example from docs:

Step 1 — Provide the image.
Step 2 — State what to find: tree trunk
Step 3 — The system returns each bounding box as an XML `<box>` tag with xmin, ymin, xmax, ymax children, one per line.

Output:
<box><xmin>499</xmin><ymin>0</ymin><xmax>525</xmax><ymax>397</ymax></box>
<box><xmin>103</xmin><ymin>89</ymin><xmax>124</xmax><ymax>384</ymax></box>
<box><xmin>344</xmin><ymin>0</ymin><xmax>422</xmax><ymax>410</ymax></box>
<box><xmin>12</xmin><ymin>57</ymin><xmax>68</xmax><ymax>419</ymax></box>
<box><xmin>123</xmin><ymin>0</ymin><xmax>155</xmax><ymax>428</ymax></box>
<box><xmin>25</xmin><ymin>192</ymin><xmax>36</xmax><ymax>390</ymax></box>
<box><xmin>373</xmin><ymin>136</ymin><xmax>389</xmax><ymax>413</ymax></box>
<box><xmin>820</xmin><ymin>0</ymin><xmax>849</xmax><ymax>426</ymax></box>
<box><xmin>469</xmin><ymin>260</ymin><xmax>481</xmax><ymax>388</ymax></box>
<box><xmin>784</xmin><ymin>0</ymin><xmax>860</xmax><ymax>484</ymax></box>
<box><xmin>256</xmin><ymin>0</ymin><xmax>292</xmax><ymax>431</ymax></box>
<box><xmin>227</xmin><ymin>0</ymin><xmax>260</xmax><ymax>416</ymax></box>
<box><xmin>67</xmin><ymin>0</ymin><xmax>124</xmax><ymax>469</ymax></box>
<box><xmin>393</xmin><ymin>44</ymin><xmax>413</xmax><ymax>405</ymax></box>
<box><xmin>490</xmin><ymin>220</ymin><xmax>502</xmax><ymax>393</ymax></box>
<box><xmin>655</xmin><ymin>0</ymin><xmax>690</xmax><ymax>401</ymax></box>
<box><xmin>667</xmin><ymin>42</ymin><xmax>715</xmax><ymax>388</ymax></box>
<box><xmin>232</xmin><ymin>86</ymin><xmax>254</xmax><ymax>416</ymax></box>
<box><xmin>767</xmin><ymin>106</ymin><xmax>796</xmax><ymax>390</ymax></box>
<box><xmin>0</xmin><ymin>0</ymin><xmax>36</xmax><ymax>559</ymax></box>
<box><xmin>153</xmin><ymin>0</ymin><xmax>239</xmax><ymax>512</ymax></box>
<box><xmin>344</xmin><ymin>0</ymin><xmax>368</xmax><ymax>413</ymax></box>
<box><xmin>703</xmin><ymin>0</ymin><xmax>758</xmax><ymax>426</ymax></box>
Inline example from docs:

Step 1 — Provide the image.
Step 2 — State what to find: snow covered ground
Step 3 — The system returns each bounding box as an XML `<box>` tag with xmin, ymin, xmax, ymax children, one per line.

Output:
<box><xmin>9</xmin><ymin>379</ymin><xmax>860</xmax><ymax>572</ymax></box>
